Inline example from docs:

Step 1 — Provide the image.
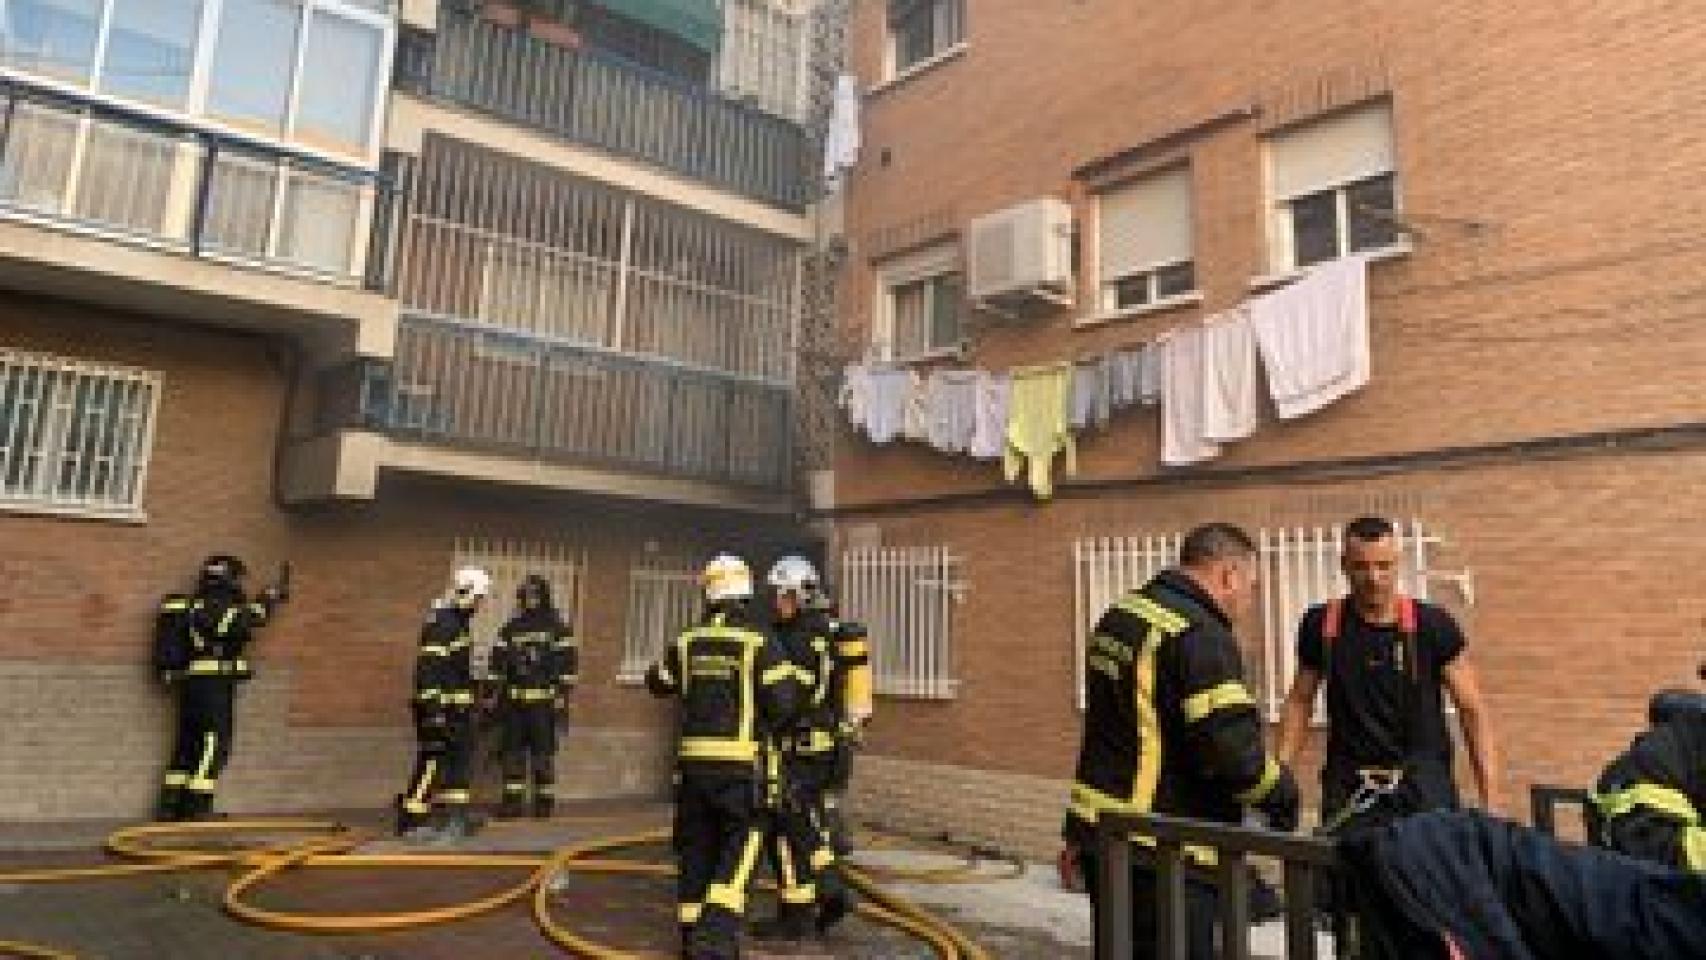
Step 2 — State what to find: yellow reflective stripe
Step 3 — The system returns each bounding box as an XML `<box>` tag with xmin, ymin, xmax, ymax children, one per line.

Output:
<box><xmin>193</xmin><ymin>732</ymin><xmax>218</xmax><ymax>785</ymax></box>
<box><xmin>410</xmin><ymin>759</ymin><xmax>439</xmax><ymax>807</ymax></box>
<box><xmin>780</xmin><ymin>884</ymin><xmax>817</xmax><ymax>905</ymax></box>
<box><xmin>1595</xmin><ymin>783</ymin><xmax>1701</xmax><ymax>824</ymax></box>
<box><xmin>186</xmin><ymin>659</ymin><xmax>249</xmax><ymax>674</ymax></box>
<box><xmin>777</xmin><ymin>840</ymin><xmax>798</xmax><ymax>888</ymax></box>
<box><xmin>1183</xmin><ymin>681</ymin><xmax>1257</xmax><ymax>723</ymax></box>
<box><xmin>691</xmin><ymin>626</ymin><xmax>763</xmax><ymax>644</ymax></box>
<box><xmin>739</xmin><ymin>641</ymin><xmax>757</xmax><ymax>749</ymax></box>
<box><xmin>447</xmin><ymin>637</ymin><xmax>472</xmax><ymax>651</ymax></box>
<box><xmin>438</xmin><ymin>789</ymin><xmax>471</xmax><ymax>804</ymax></box>
<box><xmin>217</xmin><ymin>607</ymin><xmax>239</xmax><ymax>636</ymax></box>
<box><xmin>1133</xmin><ymin>626</ymin><xmax>1163</xmax><ymax>810</ymax></box>
<box><xmin>415</xmin><ymin>687</ymin><xmax>442</xmax><ymax>700</ymax></box>
<box><xmin>420</xmin><ymin>645</ymin><xmax>450</xmax><ymax>657</ymax></box>
<box><xmin>161</xmin><ymin>599</ymin><xmax>190</xmax><ymax>611</ymax></box>
<box><xmin>1684</xmin><ymin>826</ymin><xmax>1706</xmax><ymax>872</ymax></box>
<box><xmin>441</xmin><ymin>691</ymin><xmax>475</xmax><ymax>705</ymax></box>
<box><xmin>187</xmin><ymin>778</ymin><xmax>217</xmax><ymax>792</ymax></box>
<box><xmin>679</xmin><ymin>902</ymin><xmax>703</xmax><ymax>924</ymax></box>
<box><xmin>705</xmin><ymin>829</ymin><xmax>766</xmax><ymax>913</ymax></box>
<box><xmin>838</xmin><ymin>639</ymin><xmax>869</xmax><ymax>658</ymax></box>
<box><xmin>810</xmin><ymin>847</ymin><xmax>835</xmax><ymax>871</ymax></box>
<box><xmin>1114</xmin><ymin>595</ymin><xmax>1191</xmax><ymax>635</ymax></box>
<box><xmin>1236</xmin><ymin>758</ymin><xmax>1282</xmax><ymax>804</ymax></box>
<box><xmin>509</xmin><ymin>688</ymin><xmax>557</xmax><ymax>702</ymax></box>
<box><xmin>762</xmin><ymin>662</ymin><xmax>813</xmax><ymax>687</ymax></box>
<box><xmin>795</xmin><ymin>730</ymin><xmax>838</xmax><ymax>754</ymax></box>
<box><xmin>680</xmin><ymin>738</ymin><xmax>759</xmax><ymax>762</ymax></box>
<box><xmin>162</xmin><ymin>771</ymin><xmax>188</xmax><ymax>787</ymax></box>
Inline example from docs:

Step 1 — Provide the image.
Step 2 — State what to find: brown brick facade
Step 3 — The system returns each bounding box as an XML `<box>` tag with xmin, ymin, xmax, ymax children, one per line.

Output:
<box><xmin>830</xmin><ymin>0</ymin><xmax>1706</xmax><ymax>836</ymax></box>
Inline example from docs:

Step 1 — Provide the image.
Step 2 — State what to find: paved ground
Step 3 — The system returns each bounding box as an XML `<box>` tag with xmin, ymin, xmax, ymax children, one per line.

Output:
<box><xmin>0</xmin><ymin>802</ymin><xmax>1088</xmax><ymax>959</ymax></box>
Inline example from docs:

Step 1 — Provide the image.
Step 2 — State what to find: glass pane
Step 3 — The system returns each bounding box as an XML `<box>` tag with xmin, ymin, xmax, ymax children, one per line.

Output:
<box><xmin>0</xmin><ymin>364</ymin><xmax>48</xmax><ymax>495</ymax></box>
<box><xmin>0</xmin><ymin>100</ymin><xmax>80</xmax><ymax>213</ymax></box>
<box><xmin>1289</xmin><ymin>189</ymin><xmax>1340</xmax><ymax>268</ymax></box>
<box><xmin>202</xmin><ymin>150</ymin><xmax>278</xmax><ymax>259</ymax></box>
<box><xmin>100</xmin><ymin>0</ymin><xmax>206</xmax><ymax>107</ymax></box>
<box><xmin>895</xmin><ymin>8</ymin><xmax>934</xmax><ymax>68</ymax></box>
<box><xmin>277</xmin><ymin>166</ymin><xmax>359</xmax><ymax>274</ymax></box>
<box><xmin>1110</xmin><ymin>273</ymin><xmax>1152</xmax><ymax>310</ymax></box>
<box><xmin>928</xmin><ymin>273</ymin><xmax>961</xmax><ymax>351</ymax></box>
<box><xmin>891</xmin><ymin>280</ymin><xmax>927</xmax><ymax>357</ymax></box>
<box><xmin>3</xmin><ymin>0</ymin><xmax>102</xmax><ymax>83</ymax></box>
<box><xmin>206</xmin><ymin>0</ymin><xmax>302</xmax><ymax>133</ymax></box>
<box><xmin>71</xmin><ymin>120</ymin><xmax>183</xmax><ymax>236</ymax></box>
<box><xmin>1347</xmin><ymin>173</ymin><xmax>1400</xmax><ymax>252</ymax></box>
<box><xmin>1154</xmin><ymin>261</ymin><xmax>1196</xmax><ymax>299</ymax></box>
<box><xmin>933</xmin><ymin>0</ymin><xmax>963</xmax><ymax>48</ymax></box>
<box><xmin>294</xmin><ymin>9</ymin><xmax>384</xmax><ymax>152</ymax></box>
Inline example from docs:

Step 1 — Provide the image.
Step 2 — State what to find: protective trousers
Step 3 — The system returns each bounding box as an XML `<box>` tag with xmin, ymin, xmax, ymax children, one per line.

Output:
<box><xmin>401</xmin><ymin>707</ymin><xmax>474</xmax><ymax>821</ymax></box>
<box><xmin>767</xmin><ymin>753</ymin><xmax>844</xmax><ymax>910</ymax></box>
<box><xmin>675</xmin><ymin>773</ymin><xmax>768</xmax><ymax>959</ymax></box>
<box><xmin>500</xmin><ymin>701</ymin><xmax>559</xmax><ymax>807</ymax></box>
<box><xmin>160</xmin><ymin>676</ymin><xmax>237</xmax><ymax>819</ymax></box>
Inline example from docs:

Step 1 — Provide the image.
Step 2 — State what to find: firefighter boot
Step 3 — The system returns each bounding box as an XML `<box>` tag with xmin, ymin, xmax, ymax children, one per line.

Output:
<box><xmin>750</xmin><ymin>903</ymin><xmax>815</xmax><ymax>943</ymax></box>
<box><xmin>496</xmin><ymin>790</ymin><xmax>526</xmax><ymax>820</ymax></box>
<box><xmin>532</xmin><ymin>794</ymin><xmax>556</xmax><ymax>820</ymax></box>
<box><xmin>817</xmin><ymin>875</ymin><xmax>852</xmax><ymax>935</ymax></box>
<box><xmin>155</xmin><ymin>786</ymin><xmax>186</xmax><ymax>823</ymax></box>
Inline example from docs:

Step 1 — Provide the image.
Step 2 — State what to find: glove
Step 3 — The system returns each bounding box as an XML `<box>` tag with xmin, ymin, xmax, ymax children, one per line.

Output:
<box><xmin>1255</xmin><ymin>765</ymin><xmax>1301</xmax><ymax>833</ymax></box>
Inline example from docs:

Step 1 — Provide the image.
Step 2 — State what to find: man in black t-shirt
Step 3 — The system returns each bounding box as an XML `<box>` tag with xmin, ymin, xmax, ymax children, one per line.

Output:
<box><xmin>1277</xmin><ymin>517</ymin><xmax>1503</xmax><ymax>833</ymax></box>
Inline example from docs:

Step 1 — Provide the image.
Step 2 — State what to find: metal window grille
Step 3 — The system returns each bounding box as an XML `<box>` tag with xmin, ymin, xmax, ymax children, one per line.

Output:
<box><xmin>0</xmin><ymin>349</ymin><xmax>161</xmax><ymax>520</ymax></box>
<box><xmin>1072</xmin><ymin>520</ymin><xmax>1442</xmax><ymax>718</ymax></box>
<box><xmin>451</xmin><ymin>537</ymin><xmax>587</xmax><ymax>676</ymax></box>
<box><xmin>716</xmin><ymin>0</ymin><xmax>809</xmax><ymax>123</ymax></box>
<box><xmin>620</xmin><ymin>550</ymin><xmax>705</xmax><ymax>682</ymax></box>
<box><xmin>838</xmin><ymin>545</ymin><xmax>961</xmax><ymax>699</ymax></box>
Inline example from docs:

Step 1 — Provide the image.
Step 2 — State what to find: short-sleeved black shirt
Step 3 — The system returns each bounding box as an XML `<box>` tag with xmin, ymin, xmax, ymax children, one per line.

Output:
<box><xmin>1297</xmin><ymin>600</ymin><xmax>1465</xmax><ymax>777</ymax></box>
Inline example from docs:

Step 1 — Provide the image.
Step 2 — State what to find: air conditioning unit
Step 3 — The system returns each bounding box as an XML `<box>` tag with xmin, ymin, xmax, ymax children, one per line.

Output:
<box><xmin>967</xmin><ymin>197</ymin><xmax>1074</xmax><ymax>315</ymax></box>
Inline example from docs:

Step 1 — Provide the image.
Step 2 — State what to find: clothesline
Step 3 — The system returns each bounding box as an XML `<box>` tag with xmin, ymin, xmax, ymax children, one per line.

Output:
<box><xmin>840</xmin><ymin>254</ymin><xmax>1374</xmax><ymax>499</ymax></box>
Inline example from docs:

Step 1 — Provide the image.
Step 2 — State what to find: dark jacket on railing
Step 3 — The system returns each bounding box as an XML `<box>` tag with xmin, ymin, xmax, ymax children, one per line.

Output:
<box><xmin>1337</xmin><ymin>809</ymin><xmax>1706</xmax><ymax>960</ymax></box>
<box><xmin>1064</xmin><ymin>569</ymin><xmax>1293</xmax><ymax>855</ymax></box>
<box><xmin>1593</xmin><ymin>709</ymin><xmax>1706</xmax><ymax>873</ymax></box>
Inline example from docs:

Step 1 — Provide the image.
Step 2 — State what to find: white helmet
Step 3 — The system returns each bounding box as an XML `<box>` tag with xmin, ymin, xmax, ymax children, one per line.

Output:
<box><xmin>452</xmin><ymin>566</ymin><xmax>493</xmax><ymax>604</ymax></box>
<box><xmin>766</xmin><ymin>555</ymin><xmax>820</xmax><ymax>598</ymax></box>
<box><xmin>701</xmin><ymin>554</ymin><xmax>754</xmax><ymax>603</ymax></box>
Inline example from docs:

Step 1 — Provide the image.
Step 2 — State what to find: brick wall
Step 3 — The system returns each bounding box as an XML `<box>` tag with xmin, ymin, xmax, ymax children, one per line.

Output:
<box><xmin>825</xmin><ymin>0</ymin><xmax>1706</xmax><ymax>840</ymax></box>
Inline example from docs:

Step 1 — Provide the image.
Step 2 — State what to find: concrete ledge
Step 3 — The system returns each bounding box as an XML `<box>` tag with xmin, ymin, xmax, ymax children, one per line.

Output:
<box><xmin>848</xmin><ymin>755</ymin><xmax>1070</xmax><ymax>861</ymax></box>
<box><xmin>0</xmin><ymin>217</ymin><xmax>397</xmax><ymax>361</ymax></box>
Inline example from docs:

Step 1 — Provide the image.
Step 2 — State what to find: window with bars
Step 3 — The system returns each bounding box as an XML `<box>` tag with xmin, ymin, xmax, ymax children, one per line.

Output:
<box><xmin>0</xmin><ymin>349</ymin><xmax>161</xmax><ymax>520</ymax></box>
<box><xmin>838</xmin><ymin>545</ymin><xmax>961</xmax><ymax>699</ymax></box>
<box><xmin>1266</xmin><ymin>101</ymin><xmax>1402</xmax><ymax>272</ymax></box>
<box><xmin>450</xmin><ymin>536</ymin><xmax>586</xmax><ymax>676</ymax></box>
<box><xmin>1095</xmin><ymin>165</ymin><xmax>1196</xmax><ymax>313</ymax></box>
<box><xmin>887</xmin><ymin>0</ymin><xmax>964</xmax><ymax>75</ymax></box>
<box><xmin>1072</xmin><ymin>520</ymin><xmax>1443</xmax><ymax>718</ymax></box>
<box><xmin>620</xmin><ymin>548</ymin><xmax>705</xmax><ymax>682</ymax></box>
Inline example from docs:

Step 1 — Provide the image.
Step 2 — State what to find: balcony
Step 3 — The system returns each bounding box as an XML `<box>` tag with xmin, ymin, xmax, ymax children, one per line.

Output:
<box><xmin>0</xmin><ymin>77</ymin><xmax>397</xmax><ymax>358</ymax></box>
<box><xmin>362</xmin><ymin>315</ymin><xmax>792</xmax><ymax>492</ymax></box>
<box><xmin>397</xmin><ymin>8</ymin><xmax>812</xmax><ymax>211</ymax></box>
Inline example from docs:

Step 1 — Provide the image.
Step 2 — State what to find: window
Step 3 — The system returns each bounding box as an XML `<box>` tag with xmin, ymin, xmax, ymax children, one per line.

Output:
<box><xmin>716</xmin><ymin>0</ymin><xmax>806</xmax><ymax>121</ymax></box>
<box><xmin>1</xmin><ymin>0</ymin><xmax>394</xmax><ymax>159</ymax></box>
<box><xmin>0</xmin><ymin>349</ymin><xmax>161</xmax><ymax>519</ymax></box>
<box><xmin>451</xmin><ymin>537</ymin><xmax>586</xmax><ymax>675</ymax></box>
<box><xmin>888</xmin><ymin>0</ymin><xmax>964</xmax><ymax>74</ymax></box>
<box><xmin>874</xmin><ymin>245</ymin><xmax>962</xmax><ymax>361</ymax></box>
<box><xmin>1267</xmin><ymin>102</ymin><xmax>1401</xmax><ymax>272</ymax></box>
<box><xmin>839</xmin><ymin>545</ymin><xmax>962</xmax><ymax>699</ymax></box>
<box><xmin>1072</xmin><ymin>519</ymin><xmax>1447</xmax><ymax>718</ymax></box>
<box><xmin>620</xmin><ymin>548</ymin><xmax>704</xmax><ymax>682</ymax></box>
<box><xmin>1096</xmin><ymin>166</ymin><xmax>1196</xmax><ymax>312</ymax></box>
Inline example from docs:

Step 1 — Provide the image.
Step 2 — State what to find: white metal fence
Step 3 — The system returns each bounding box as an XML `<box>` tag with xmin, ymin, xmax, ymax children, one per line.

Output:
<box><xmin>0</xmin><ymin>349</ymin><xmax>160</xmax><ymax>519</ymax></box>
<box><xmin>838</xmin><ymin>546</ymin><xmax>962</xmax><ymax>699</ymax></box>
<box><xmin>620</xmin><ymin>551</ymin><xmax>705</xmax><ymax>682</ymax></box>
<box><xmin>451</xmin><ymin>537</ymin><xmax>587</xmax><ymax>676</ymax></box>
<box><xmin>1072</xmin><ymin>521</ymin><xmax>1443</xmax><ymax>718</ymax></box>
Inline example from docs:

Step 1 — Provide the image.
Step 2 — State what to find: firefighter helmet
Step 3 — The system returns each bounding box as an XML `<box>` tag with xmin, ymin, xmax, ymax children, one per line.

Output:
<box><xmin>766</xmin><ymin>555</ymin><xmax>820</xmax><ymax>599</ymax></box>
<box><xmin>452</xmin><ymin>566</ymin><xmax>493</xmax><ymax>604</ymax></box>
<box><xmin>701</xmin><ymin>554</ymin><xmax>754</xmax><ymax>603</ymax></box>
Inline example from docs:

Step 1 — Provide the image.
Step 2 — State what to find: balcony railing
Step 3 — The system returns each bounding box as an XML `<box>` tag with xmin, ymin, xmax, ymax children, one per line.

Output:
<box><xmin>0</xmin><ymin>77</ymin><xmax>390</xmax><ymax>286</ymax></box>
<box><xmin>398</xmin><ymin>11</ymin><xmax>812</xmax><ymax>210</ymax></box>
<box><xmin>362</xmin><ymin>314</ymin><xmax>792</xmax><ymax>491</ymax></box>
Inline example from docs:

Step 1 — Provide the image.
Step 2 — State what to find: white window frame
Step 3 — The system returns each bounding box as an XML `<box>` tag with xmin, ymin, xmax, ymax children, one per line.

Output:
<box><xmin>1264</xmin><ymin>103</ymin><xmax>1404</xmax><ymax>275</ymax></box>
<box><xmin>871</xmin><ymin>243</ymin><xmax>963</xmax><ymax>363</ymax></box>
<box><xmin>838</xmin><ymin>545</ymin><xmax>963</xmax><ymax>700</ymax></box>
<box><xmin>0</xmin><ymin>0</ymin><xmax>395</xmax><ymax>165</ymax></box>
<box><xmin>451</xmin><ymin>536</ymin><xmax>587</xmax><ymax>678</ymax></box>
<box><xmin>0</xmin><ymin>348</ymin><xmax>161</xmax><ymax>521</ymax></box>
<box><xmin>1072</xmin><ymin>520</ymin><xmax>1454</xmax><ymax>720</ymax></box>
<box><xmin>884</xmin><ymin>0</ymin><xmax>966</xmax><ymax>81</ymax></box>
<box><xmin>1092</xmin><ymin>166</ymin><xmax>1198</xmax><ymax>317</ymax></box>
<box><xmin>619</xmin><ymin>546</ymin><xmax>705</xmax><ymax>684</ymax></box>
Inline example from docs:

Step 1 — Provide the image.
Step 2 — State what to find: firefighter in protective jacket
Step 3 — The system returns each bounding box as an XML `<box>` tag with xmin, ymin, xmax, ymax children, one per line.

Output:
<box><xmin>1593</xmin><ymin>683</ymin><xmax>1706</xmax><ymax>873</ymax></box>
<box><xmin>490</xmin><ymin>574</ymin><xmax>579</xmax><ymax>820</ymax></box>
<box><xmin>1065</xmin><ymin>523</ymin><xmax>1299</xmax><ymax>960</ymax></box>
<box><xmin>396</xmin><ymin>566</ymin><xmax>489</xmax><ymax>840</ymax></box>
<box><xmin>647</xmin><ymin>554</ymin><xmax>806</xmax><ymax>960</ymax></box>
<box><xmin>155</xmin><ymin>555</ymin><xmax>286</xmax><ymax>821</ymax></box>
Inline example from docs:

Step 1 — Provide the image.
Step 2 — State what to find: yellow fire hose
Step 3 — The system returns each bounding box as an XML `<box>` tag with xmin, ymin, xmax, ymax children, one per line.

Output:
<box><xmin>0</xmin><ymin>819</ymin><xmax>994</xmax><ymax>960</ymax></box>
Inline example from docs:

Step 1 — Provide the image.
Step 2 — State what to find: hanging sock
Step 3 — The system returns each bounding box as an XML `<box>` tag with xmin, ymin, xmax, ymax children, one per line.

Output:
<box><xmin>1003</xmin><ymin>363</ymin><xmax>1077</xmax><ymax>499</ymax></box>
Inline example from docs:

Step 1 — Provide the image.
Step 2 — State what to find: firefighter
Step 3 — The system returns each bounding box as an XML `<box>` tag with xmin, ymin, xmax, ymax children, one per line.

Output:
<box><xmin>1592</xmin><ymin>675</ymin><xmax>1706</xmax><ymax>873</ymax></box>
<box><xmin>156</xmin><ymin>555</ymin><xmax>287</xmax><ymax>822</ymax></box>
<box><xmin>396</xmin><ymin>566</ymin><xmax>490</xmax><ymax>840</ymax></box>
<box><xmin>751</xmin><ymin>556</ymin><xmax>853</xmax><ymax>943</ymax></box>
<box><xmin>1065</xmin><ymin>523</ymin><xmax>1299</xmax><ymax>960</ymax></box>
<box><xmin>816</xmin><ymin>597</ymin><xmax>873</xmax><ymax>859</ymax></box>
<box><xmin>647</xmin><ymin>554</ymin><xmax>806</xmax><ymax>960</ymax></box>
<box><xmin>490</xmin><ymin>574</ymin><xmax>579</xmax><ymax>820</ymax></box>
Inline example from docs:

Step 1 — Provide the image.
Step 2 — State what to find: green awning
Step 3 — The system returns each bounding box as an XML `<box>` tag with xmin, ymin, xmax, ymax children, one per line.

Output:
<box><xmin>589</xmin><ymin>0</ymin><xmax>724</xmax><ymax>53</ymax></box>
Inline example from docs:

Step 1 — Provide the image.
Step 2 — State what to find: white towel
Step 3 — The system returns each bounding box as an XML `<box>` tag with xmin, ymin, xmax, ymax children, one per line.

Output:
<box><xmin>823</xmin><ymin>74</ymin><xmax>862</xmax><ymax>186</ymax></box>
<box><xmin>1249</xmin><ymin>255</ymin><xmax>1371</xmax><ymax>419</ymax></box>
<box><xmin>923</xmin><ymin>370</ymin><xmax>980</xmax><ymax>453</ymax></box>
<box><xmin>1160</xmin><ymin>328</ymin><xmax>1222</xmax><ymax>466</ymax></box>
<box><xmin>1200</xmin><ymin>308</ymin><xmax>1259</xmax><ymax>443</ymax></box>
<box><xmin>969</xmin><ymin>371</ymin><xmax>1011</xmax><ymax>461</ymax></box>
<box><xmin>1069</xmin><ymin>356</ymin><xmax>1113</xmax><ymax>430</ymax></box>
<box><xmin>861</xmin><ymin>366</ymin><xmax>918</xmax><ymax>444</ymax></box>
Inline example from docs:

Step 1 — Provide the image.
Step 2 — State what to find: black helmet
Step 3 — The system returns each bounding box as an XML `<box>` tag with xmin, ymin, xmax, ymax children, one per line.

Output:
<box><xmin>1649</xmin><ymin>689</ymin><xmax>1706</xmax><ymax>726</ymax></box>
<box><xmin>517</xmin><ymin>575</ymin><xmax>555</xmax><ymax>611</ymax></box>
<box><xmin>198</xmin><ymin>554</ymin><xmax>247</xmax><ymax>590</ymax></box>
